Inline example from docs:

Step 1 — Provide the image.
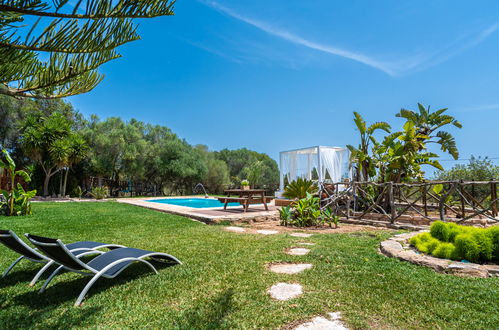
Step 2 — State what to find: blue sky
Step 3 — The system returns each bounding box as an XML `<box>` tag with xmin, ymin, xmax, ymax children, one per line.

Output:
<box><xmin>69</xmin><ymin>0</ymin><xmax>499</xmax><ymax>174</ymax></box>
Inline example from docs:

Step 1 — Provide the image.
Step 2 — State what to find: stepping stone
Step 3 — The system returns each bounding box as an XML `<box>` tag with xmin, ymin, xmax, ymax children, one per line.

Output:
<box><xmin>268</xmin><ymin>283</ymin><xmax>303</xmax><ymax>301</ymax></box>
<box><xmin>225</xmin><ymin>226</ymin><xmax>246</xmax><ymax>233</ymax></box>
<box><xmin>286</xmin><ymin>247</ymin><xmax>311</xmax><ymax>256</ymax></box>
<box><xmin>290</xmin><ymin>233</ymin><xmax>312</xmax><ymax>238</ymax></box>
<box><xmin>298</xmin><ymin>242</ymin><xmax>315</xmax><ymax>246</ymax></box>
<box><xmin>257</xmin><ymin>229</ymin><xmax>279</xmax><ymax>235</ymax></box>
<box><xmin>268</xmin><ymin>263</ymin><xmax>313</xmax><ymax>274</ymax></box>
<box><xmin>295</xmin><ymin>312</ymin><xmax>348</xmax><ymax>330</ymax></box>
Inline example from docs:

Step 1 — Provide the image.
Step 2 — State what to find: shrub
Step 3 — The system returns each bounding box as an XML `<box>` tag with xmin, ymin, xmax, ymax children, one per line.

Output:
<box><xmin>432</xmin><ymin>242</ymin><xmax>456</xmax><ymax>259</ymax></box>
<box><xmin>487</xmin><ymin>226</ymin><xmax>499</xmax><ymax>261</ymax></box>
<box><xmin>90</xmin><ymin>186</ymin><xmax>108</xmax><ymax>200</ymax></box>
<box><xmin>279</xmin><ymin>193</ymin><xmax>340</xmax><ymax>228</ymax></box>
<box><xmin>282</xmin><ymin>178</ymin><xmax>318</xmax><ymax>200</ymax></box>
<box><xmin>454</xmin><ymin>234</ymin><xmax>481</xmax><ymax>262</ymax></box>
<box><xmin>445</xmin><ymin>222</ymin><xmax>462</xmax><ymax>242</ymax></box>
<box><xmin>409</xmin><ymin>233</ymin><xmax>439</xmax><ymax>254</ymax></box>
<box><xmin>472</xmin><ymin>230</ymin><xmax>494</xmax><ymax>261</ymax></box>
<box><xmin>430</xmin><ymin>221</ymin><xmax>447</xmax><ymax>241</ymax></box>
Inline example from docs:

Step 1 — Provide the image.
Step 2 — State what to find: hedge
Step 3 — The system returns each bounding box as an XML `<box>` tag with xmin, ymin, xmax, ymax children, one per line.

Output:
<box><xmin>410</xmin><ymin>221</ymin><xmax>498</xmax><ymax>263</ymax></box>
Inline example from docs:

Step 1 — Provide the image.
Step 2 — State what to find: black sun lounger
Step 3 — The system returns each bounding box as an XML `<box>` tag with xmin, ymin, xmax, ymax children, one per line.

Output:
<box><xmin>26</xmin><ymin>234</ymin><xmax>182</xmax><ymax>306</ymax></box>
<box><xmin>0</xmin><ymin>230</ymin><xmax>124</xmax><ymax>286</ymax></box>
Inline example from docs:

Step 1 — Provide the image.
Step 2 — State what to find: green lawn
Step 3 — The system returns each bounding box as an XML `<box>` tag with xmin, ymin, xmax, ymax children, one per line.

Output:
<box><xmin>0</xmin><ymin>202</ymin><xmax>497</xmax><ymax>329</ymax></box>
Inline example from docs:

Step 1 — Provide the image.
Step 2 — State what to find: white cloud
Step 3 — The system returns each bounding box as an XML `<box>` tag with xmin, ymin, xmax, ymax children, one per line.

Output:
<box><xmin>199</xmin><ymin>1</ymin><xmax>499</xmax><ymax>77</ymax></box>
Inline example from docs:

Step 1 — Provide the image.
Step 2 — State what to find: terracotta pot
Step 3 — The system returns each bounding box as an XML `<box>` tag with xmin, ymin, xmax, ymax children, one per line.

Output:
<box><xmin>242</xmin><ymin>185</ymin><xmax>250</xmax><ymax>190</ymax></box>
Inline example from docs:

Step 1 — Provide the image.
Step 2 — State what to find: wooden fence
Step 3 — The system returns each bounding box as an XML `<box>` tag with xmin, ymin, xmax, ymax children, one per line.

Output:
<box><xmin>320</xmin><ymin>181</ymin><xmax>499</xmax><ymax>224</ymax></box>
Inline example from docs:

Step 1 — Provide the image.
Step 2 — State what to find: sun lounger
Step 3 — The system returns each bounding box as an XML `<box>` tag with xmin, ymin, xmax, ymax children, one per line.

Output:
<box><xmin>0</xmin><ymin>229</ymin><xmax>124</xmax><ymax>286</ymax></box>
<box><xmin>26</xmin><ymin>234</ymin><xmax>182</xmax><ymax>306</ymax></box>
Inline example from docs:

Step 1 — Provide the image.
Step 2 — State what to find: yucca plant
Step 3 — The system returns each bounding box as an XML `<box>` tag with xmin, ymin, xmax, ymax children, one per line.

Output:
<box><xmin>282</xmin><ymin>177</ymin><xmax>317</xmax><ymax>200</ymax></box>
<box><xmin>90</xmin><ymin>186</ymin><xmax>108</xmax><ymax>200</ymax></box>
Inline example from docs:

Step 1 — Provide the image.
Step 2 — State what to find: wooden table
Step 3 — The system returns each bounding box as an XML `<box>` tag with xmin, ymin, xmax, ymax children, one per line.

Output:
<box><xmin>218</xmin><ymin>189</ymin><xmax>269</xmax><ymax>212</ymax></box>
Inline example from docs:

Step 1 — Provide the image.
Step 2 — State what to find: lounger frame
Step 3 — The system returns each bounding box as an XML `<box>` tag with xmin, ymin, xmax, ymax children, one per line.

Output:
<box><xmin>28</xmin><ymin>236</ymin><xmax>181</xmax><ymax>306</ymax></box>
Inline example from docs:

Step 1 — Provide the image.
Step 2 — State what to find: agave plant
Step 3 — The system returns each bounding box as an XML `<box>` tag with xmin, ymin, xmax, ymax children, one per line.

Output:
<box><xmin>282</xmin><ymin>177</ymin><xmax>318</xmax><ymax>200</ymax></box>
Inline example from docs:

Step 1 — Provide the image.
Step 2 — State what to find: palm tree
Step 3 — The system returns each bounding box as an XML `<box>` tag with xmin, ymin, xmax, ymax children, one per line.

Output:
<box><xmin>346</xmin><ymin>112</ymin><xmax>391</xmax><ymax>181</ymax></box>
<box><xmin>396</xmin><ymin>103</ymin><xmax>462</xmax><ymax>159</ymax></box>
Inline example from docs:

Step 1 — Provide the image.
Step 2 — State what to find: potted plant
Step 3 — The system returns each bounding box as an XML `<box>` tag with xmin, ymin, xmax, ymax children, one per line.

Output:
<box><xmin>241</xmin><ymin>179</ymin><xmax>250</xmax><ymax>190</ymax></box>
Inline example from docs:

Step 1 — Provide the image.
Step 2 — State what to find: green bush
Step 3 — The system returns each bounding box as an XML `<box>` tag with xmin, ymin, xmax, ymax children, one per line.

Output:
<box><xmin>472</xmin><ymin>230</ymin><xmax>494</xmax><ymax>261</ymax></box>
<box><xmin>410</xmin><ymin>233</ymin><xmax>439</xmax><ymax>254</ymax></box>
<box><xmin>454</xmin><ymin>234</ymin><xmax>481</xmax><ymax>262</ymax></box>
<box><xmin>432</xmin><ymin>242</ymin><xmax>456</xmax><ymax>259</ymax></box>
<box><xmin>282</xmin><ymin>178</ymin><xmax>318</xmax><ymax>200</ymax></box>
<box><xmin>430</xmin><ymin>221</ymin><xmax>447</xmax><ymax>241</ymax></box>
<box><xmin>411</xmin><ymin>223</ymin><xmax>498</xmax><ymax>263</ymax></box>
<box><xmin>445</xmin><ymin>222</ymin><xmax>462</xmax><ymax>242</ymax></box>
<box><xmin>487</xmin><ymin>226</ymin><xmax>499</xmax><ymax>261</ymax></box>
<box><xmin>90</xmin><ymin>186</ymin><xmax>108</xmax><ymax>200</ymax></box>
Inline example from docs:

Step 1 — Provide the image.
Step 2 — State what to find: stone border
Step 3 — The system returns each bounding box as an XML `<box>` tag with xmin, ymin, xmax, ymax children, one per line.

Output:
<box><xmin>380</xmin><ymin>231</ymin><xmax>499</xmax><ymax>278</ymax></box>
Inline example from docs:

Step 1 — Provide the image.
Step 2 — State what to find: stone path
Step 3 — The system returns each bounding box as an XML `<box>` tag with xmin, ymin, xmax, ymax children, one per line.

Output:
<box><xmin>286</xmin><ymin>247</ymin><xmax>311</xmax><ymax>256</ymax></box>
<box><xmin>290</xmin><ymin>233</ymin><xmax>313</xmax><ymax>238</ymax></box>
<box><xmin>268</xmin><ymin>283</ymin><xmax>303</xmax><ymax>301</ymax></box>
<box><xmin>224</xmin><ymin>226</ymin><xmax>246</xmax><ymax>233</ymax></box>
<box><xmin>222</xmin><ymin>224</ymin><xmax>347</xmax><ymax>328</ymax></box>
<box><xmin>268</xmin><ymin>263</ymin><xmax>313</xmax><ymax>274</ymax></box>
<box><xmin>294</xmin><ymin>312</ymin><xmax>348</xmax><ymax>330</ymax></box>
<box><xmin>257</xmin><ymin>229</ymin><xmax>279</xmax><ymax>235</ymax></box>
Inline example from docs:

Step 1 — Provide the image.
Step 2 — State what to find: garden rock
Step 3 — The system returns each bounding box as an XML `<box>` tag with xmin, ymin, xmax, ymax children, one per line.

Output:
<box><xmin>447</xmin><ymin>262</ymin><xmax>488</xmax><ymax>278</ymax></box>
<box><xmin>268</xmin><ymin>283</ymin><xmax>303</xmax><ymax>301</ymax></box>
<box><xmin>294</xmin><ymin>312</ymin><xmax>348</xmax><ymax>330</ymax></box>
<box><xmin>268</xmin><ymin>263</ymin><xmax>313</xmax><ymax>274</ymax></box>
<box><xmin>286</xmin><ymin>248</ymin><xmax>311</xmax><ymax>256</ymax></box>
<box><xmin>298</xmin><ymin>242</ymin><xmax>315</xmax><ymax>246</ymax></box>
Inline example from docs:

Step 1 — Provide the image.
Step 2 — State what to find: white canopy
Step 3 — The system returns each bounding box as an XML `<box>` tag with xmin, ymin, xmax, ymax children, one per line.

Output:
<box><xmin>279</xmin><ymin>146</ymin><xmax>351</xmax><ymax>191</ymax></box>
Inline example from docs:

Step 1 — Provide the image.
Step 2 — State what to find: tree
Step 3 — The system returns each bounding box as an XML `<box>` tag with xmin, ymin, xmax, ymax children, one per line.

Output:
<box><xmin>20</xmin><ymin>112</ymin><xmax>85</xmax><ymax>196</ymax></box>
<box><xmin>346</xmin><ymin>112</ymin><xmax>391</xmax><ymax>181</ymax></box>
<box><xmin>51</xmin><ymin>133</ymin><xmax>88</xmax><ymax>196</ymax></box>
<box><xmin>396</xmin><ymin>103</ymin><xmax>462</xmax><ymax>159</ymax></box>
<box><xmin>215</xmin><ymin>148</ymin><xmax>279</xmax><ymax>187</ymax></box>
<box><xmin>435</xmin><ymin>156</ymin><xmax>499</xmax><ymax>181</ymax></box>
<box><xmin>0</xmin><ymin>0</ymin><xmax>175</xmax><ymax>99</ymax></box>
<box><xmin>196</xmin><ymin>145</ymin><xmax>230</xmax><ymax>194</ymax></box>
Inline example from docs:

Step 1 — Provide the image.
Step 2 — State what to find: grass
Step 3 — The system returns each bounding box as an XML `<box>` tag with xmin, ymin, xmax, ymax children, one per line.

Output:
<box><xmin>0</xmin><ymin>202</ymin><xmax>497</xmax><ymax>329</ymax></box>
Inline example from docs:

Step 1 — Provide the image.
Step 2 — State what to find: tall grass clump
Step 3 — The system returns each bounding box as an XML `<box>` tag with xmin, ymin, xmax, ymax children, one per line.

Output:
<box><xmin>409</xmin><ymin>221</ymin><xmax>498</xmax><ymax>263</ymax></box>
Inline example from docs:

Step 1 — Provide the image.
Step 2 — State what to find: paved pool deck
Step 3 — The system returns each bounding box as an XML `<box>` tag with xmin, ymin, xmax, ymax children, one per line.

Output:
<box><xmin>117</xmin><ymin>196</ymin><xmax>279</xmax><ymax>224</ymax></box>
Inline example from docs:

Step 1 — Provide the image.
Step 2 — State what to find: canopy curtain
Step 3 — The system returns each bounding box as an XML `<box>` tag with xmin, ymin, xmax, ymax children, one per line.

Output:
<box><xmin>279</xmin><ymin>146</ymin><xmax>351</xmax><ymax>191</ymax></box>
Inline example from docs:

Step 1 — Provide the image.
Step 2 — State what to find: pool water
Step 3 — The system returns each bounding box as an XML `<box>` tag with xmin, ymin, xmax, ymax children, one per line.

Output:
<box><xmin>147</xmin><ymin>198</ymin><xmax>239</xmax><ymax>208</ymax></box>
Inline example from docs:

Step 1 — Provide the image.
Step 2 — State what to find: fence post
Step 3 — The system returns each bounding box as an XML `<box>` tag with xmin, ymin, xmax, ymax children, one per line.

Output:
<box><xmin>422</xmin><ymin>183</ymin><xmax>428</xmax><ymax>217</ymax></box>
<box><xmin>389</xmin><ymin>182</ymin><xmax>396</xmax><ymax>223</ymax></box>
<box><xmin>492</xmin><ymin>181</ymin><xmax>498</xmax><ymax>218</ymax></box>
<box><xmin>459</xmin><ymin>180</ymin><xmax>465</xmax><ymax>219</ymax></box>
<box><xmin>352</xmin><ymin>182</ymin><xmax>357</xmax><ymax>217</ymax></box>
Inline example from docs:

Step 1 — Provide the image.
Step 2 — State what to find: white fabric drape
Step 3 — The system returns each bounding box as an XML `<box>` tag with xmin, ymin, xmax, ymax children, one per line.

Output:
<box><xmin>279</xmin><ymin>146</ymin><xmax>351</xmax><ymax>190</ymax></box>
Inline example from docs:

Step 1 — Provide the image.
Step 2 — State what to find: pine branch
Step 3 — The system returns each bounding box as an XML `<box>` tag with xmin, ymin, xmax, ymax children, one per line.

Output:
<box><xmin>2</xmin><ymin>17</ymin><xmax>139</xmax><ymax>53</ymax></box>
<box><xmin>0</xmin><ymin>0</ymin><xmax>176</xmax><ymax>19</ymax></box>
<box><xmin>2</xmin><ymin>50</ymin><xmax>120</xmax><ymax>98</ymax></box>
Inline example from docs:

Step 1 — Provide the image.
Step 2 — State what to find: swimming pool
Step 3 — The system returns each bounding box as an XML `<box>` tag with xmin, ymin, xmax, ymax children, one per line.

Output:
<box><xmin>146</xmin><ymin>198</ymin><xmax>239</xmax><ymax>209</ymax></box>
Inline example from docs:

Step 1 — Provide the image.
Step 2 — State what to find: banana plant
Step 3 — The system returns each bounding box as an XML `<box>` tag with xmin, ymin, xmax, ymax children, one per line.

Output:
<box><xmin>347</xmin><ymin>112</ymin><xmax>391</xmax><ymax>181</ymax></box>
<box><xmin>0</xmin><ymin>149</ymin><xmax>37</xmax><ymax>216</ymax></box>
